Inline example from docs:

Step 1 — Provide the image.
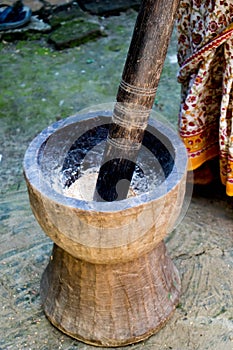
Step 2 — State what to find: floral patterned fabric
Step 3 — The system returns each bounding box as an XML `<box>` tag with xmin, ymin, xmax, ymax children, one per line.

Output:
<box><xmin>177</xmin><ymin>0</ymin><xmax>233</xmax><ymax>196</ymax></box>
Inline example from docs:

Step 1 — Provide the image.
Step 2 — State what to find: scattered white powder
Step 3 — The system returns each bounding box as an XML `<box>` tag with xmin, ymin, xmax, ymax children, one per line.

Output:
<box><xmin>64</xmin><ymin>173</ymin><xmax>98</xmax><ymax>201</ymax></box>
<box><xmin>64</xmin><ymin>172</ymin><xmax>135</xmax><ymax>201</ymax></box>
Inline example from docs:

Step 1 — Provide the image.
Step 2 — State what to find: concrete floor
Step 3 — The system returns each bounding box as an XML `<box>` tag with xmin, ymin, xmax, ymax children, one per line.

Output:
<box><xmin>0</xmin><ymin>2</ymin><xmax>233</xmax><ymax>350</ymax></box>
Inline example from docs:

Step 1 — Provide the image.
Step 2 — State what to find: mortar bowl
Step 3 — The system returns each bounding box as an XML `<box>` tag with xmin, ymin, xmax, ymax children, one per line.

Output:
<box><xmin>23</xmin><ymin>111</ymin><xmax>188</xmax><ymax>347</ymax></box>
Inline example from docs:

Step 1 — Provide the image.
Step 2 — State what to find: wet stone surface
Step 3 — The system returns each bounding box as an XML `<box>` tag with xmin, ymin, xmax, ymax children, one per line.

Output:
<box><xmin>48</xmin><ymin>18</ymin><xmax>106</xmax><ymax>50</ymax></box>
<box><xmin>0</xmin><ymin>0</ymin><xmax>141</xmax><ymax>45</ymax></box>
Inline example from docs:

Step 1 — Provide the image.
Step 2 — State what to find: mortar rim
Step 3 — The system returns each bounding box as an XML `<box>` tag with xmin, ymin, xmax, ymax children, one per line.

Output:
<box><xmin>23</xmin><ymin>110</ymin><xmax>188</xmax><ymax>213</ymax></box>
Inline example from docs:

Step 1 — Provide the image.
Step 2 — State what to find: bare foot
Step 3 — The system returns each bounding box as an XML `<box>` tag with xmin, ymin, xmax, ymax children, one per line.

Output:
<box><xmin>187</xmin><ymin>158</ymin><xmax>219</xmax><ymax>185</ymax></box>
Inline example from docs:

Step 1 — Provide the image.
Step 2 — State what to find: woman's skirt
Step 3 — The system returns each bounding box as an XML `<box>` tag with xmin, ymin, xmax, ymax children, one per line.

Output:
<box><xmin>177</xmin><ymin>0</ymin><xmax>233</xmax><ymax>196</ymax></box>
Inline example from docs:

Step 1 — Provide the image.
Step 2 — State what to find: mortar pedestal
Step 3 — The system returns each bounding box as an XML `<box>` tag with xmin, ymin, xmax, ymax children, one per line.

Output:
<box><xmin>23</xmin><ymin>111</ymin><xmax>188</xmax><ymax>347</ymax></box>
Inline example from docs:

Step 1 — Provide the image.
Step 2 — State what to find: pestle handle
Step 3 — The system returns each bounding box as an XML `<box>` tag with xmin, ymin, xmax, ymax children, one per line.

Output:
<box><xmin>95</xmin><ymin>0</ymin><xmax>180</xmax><ymax>201</ymax></box>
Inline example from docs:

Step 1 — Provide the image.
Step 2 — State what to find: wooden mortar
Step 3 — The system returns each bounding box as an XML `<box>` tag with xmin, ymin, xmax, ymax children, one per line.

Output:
<box><xmin>23</xmin><ymin>112</ymin><xmax>188</xmax><ymax>347</ymax></box>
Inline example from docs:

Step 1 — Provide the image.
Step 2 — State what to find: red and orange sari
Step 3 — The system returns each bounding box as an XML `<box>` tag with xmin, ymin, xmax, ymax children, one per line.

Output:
<box><xmin>177</xmin><ymin>0</ymin><xmax>233</xmax><ymax>196</ymax></box>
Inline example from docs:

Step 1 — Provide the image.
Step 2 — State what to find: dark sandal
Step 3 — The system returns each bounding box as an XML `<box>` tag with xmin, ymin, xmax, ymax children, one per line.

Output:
<box><xmin>0</xmin><ymin>1</ymin><xmax>31</xmax><ymax>31</ymax></box>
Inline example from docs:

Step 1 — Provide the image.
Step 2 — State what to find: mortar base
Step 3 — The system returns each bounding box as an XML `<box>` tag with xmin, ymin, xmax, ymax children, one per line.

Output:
<box><xmin>40</xmin><ymin>241</ymin><xmax>181</xmax><ymax>347</ymax></box>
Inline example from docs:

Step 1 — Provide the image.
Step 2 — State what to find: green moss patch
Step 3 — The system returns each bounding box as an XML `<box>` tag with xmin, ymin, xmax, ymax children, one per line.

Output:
<box><xmin>48</xmin><ymin>19</ymin><xmax>106</xmax><ymax>49</ymax></box>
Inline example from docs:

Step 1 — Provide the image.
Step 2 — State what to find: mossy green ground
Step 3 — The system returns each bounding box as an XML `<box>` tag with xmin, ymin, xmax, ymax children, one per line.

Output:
<box><xmin>0</xmin><ymin>9</ymin><xmax>180</xmax><ymax>194</ymax></box>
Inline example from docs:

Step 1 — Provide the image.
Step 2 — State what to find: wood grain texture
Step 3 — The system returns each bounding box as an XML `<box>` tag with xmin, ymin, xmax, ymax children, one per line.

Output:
<box><xmin>23</xmin><ymin>111</ymin><xmax>187</xmax><ymax>346</ymax></box>
<box><xmin>25</xmin><ymin>173</ymin><xmax>186</xmax><ymax>264</ymax></box>
<box><xmin>41</xmin><ymin>241</ymin><xmax>181</xmax><ymax>347</ymax></box>
<box><xmin>95</xmin><ymin>0</ymin><xmax>181</xmax><ymax>201</ymax></box>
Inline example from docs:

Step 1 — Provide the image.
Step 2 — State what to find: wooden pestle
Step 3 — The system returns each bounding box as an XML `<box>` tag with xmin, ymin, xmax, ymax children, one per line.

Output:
<box><xmin>94</xmin><ymin>0</ymin><xmax>180</xmax><ymax>201</ymax></box>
